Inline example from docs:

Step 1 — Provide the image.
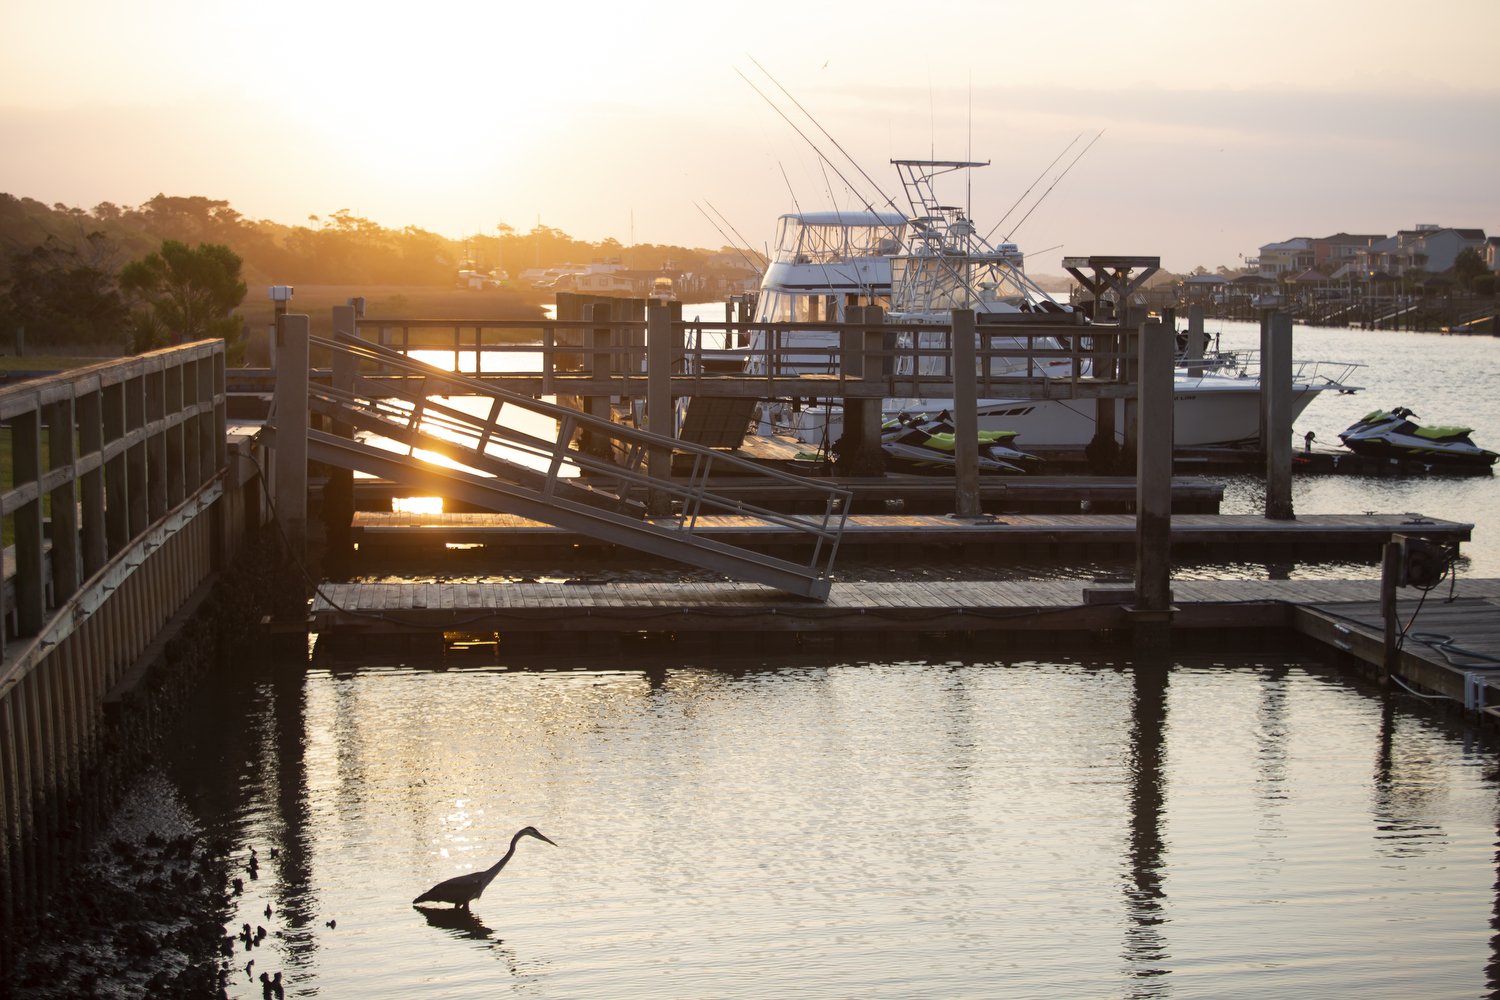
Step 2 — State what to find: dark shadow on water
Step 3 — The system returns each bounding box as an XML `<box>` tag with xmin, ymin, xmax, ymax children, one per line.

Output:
<box><xmin>1122</xmin><ymin>652</ymin><xmax>1172</xmax><ymax>997</ymax></box>
<box><xmin>415</xmin><ymin>905</ymin><xmax>522</xmax><ymax>972</ymax></box>
<box><xmin>416</xmin><ymin>905</ymin><xmax>498</xmax><ymax>941</ymax></box>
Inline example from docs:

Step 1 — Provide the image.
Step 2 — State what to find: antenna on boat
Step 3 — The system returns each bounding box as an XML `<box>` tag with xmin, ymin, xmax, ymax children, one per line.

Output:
<box><xmin>966</xmin><ymin>73</ymin><xmax>972</xmax><ymax>227</ymax></box>
<box><xmin>1004</xmin><ymin>129</ymin><xmax>1104</xmax><ymax>242</ymax></box>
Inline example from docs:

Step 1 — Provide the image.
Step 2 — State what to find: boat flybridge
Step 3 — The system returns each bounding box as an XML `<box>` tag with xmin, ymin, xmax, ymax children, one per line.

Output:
<box><xmin>745</xmin><ymin>209</ymin><xmax>906</xmax><ymax>375</ymax></box>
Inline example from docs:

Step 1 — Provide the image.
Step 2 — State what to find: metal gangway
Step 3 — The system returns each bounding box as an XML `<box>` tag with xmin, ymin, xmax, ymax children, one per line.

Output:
<box><xmin>268</xmin><ymin>330</ymin><xmax>849</xmax><ymax>600</ymax></box>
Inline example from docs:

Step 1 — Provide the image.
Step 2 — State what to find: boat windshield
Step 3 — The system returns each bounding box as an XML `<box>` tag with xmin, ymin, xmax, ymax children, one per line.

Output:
<box><xmin>773</xmin><ymin>212</ymin><xmax>906</xmax><ymax>264</ymax></box>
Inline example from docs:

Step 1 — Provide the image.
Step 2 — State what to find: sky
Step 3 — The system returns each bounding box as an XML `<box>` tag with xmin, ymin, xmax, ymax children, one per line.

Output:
<box><xmin>2</xmin><ymin>0</ymin><xmax>1497</xmax><ymax>277</ymax></box>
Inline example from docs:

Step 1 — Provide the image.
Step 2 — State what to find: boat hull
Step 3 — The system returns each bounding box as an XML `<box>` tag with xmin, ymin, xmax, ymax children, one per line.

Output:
<box><xmin>780</xmin><ymin>381</ymin><xmax>1326</xmax><ymax>450</ymax></box>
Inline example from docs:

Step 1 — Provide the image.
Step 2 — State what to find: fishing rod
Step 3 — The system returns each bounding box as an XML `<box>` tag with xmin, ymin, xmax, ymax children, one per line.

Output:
<box><xmin>694</xmin><ymin>200</ymin><xmax>764</xmax><ymax>276</ymax></box>
<box><xmin>1004</xmin><ymin>129</ymin><xmax>1104</xmax><ymax>242</ymax></box>
<box><xmin>735</xmin><ymin>67</ymin><xmax>883</xmax><ymax>226</ymax></box>
<box><xmin>748</xmin><ymin>55</ymin><xmax>906</xmax><ymax>223</ymax></box>
<box><xmin>983</xmin><ymin>133</ymin><xmax>1081</xmax><ymax>245</ymax></box>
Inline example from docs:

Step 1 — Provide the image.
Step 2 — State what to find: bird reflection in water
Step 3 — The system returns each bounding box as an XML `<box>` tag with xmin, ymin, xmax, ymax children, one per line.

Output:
<box><xmin>419</xmin><ymin>905</ymin><xmax>497</xmax><ymax>941</ymax></box>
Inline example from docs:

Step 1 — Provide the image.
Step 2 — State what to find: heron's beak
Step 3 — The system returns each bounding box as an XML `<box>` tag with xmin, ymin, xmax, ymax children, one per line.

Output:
<box><xmin>535</xmin><ymin>832</ymin><xmax>558</xmax><ymax>847</ymax></box>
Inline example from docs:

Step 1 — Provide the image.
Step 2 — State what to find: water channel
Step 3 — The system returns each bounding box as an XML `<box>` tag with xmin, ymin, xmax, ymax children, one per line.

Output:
<box><xmin>33</xmin><ymin>317</ymin><xmax>1500</xmax><ymax>997</ymax></box>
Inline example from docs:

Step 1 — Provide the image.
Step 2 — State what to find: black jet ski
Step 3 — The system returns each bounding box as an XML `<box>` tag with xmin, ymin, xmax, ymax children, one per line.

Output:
<box><xmin>1337</xmin><ymin>407</ymin><xmax>1497</xmax><ymax>468</ymax></box>
<box><xmin>877</xmin><ymin>411</ymin><xmax>1040</xmax><ymax>475</ymax></box>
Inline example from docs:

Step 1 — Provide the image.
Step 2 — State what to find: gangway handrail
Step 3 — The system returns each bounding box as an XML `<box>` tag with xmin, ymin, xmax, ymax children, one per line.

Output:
<box><xmin>310</xmin><ymin>332</ymin><xmax>851</xmax><ymax>597</ymax></box>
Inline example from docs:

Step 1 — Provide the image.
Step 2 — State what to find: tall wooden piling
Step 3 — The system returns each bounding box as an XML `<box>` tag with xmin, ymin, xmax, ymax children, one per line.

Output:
<box><xmin>646</xmin><ymin>303</ymin><xmax>674</xmax><ymax>515</ymax></box>
<box><xmin>834</xmin><ymin>307</ymin><xmax>884</xmax><ymax>477</ymax></box>
<box><xmin>950</xmin><ymin>309</ymin><xmax>981</xmax><ymax>518</ymax></box>
<box><xmin>273</xmin><ymin>314</ymin><xmax>310</xmax><ymax>559</ymax></box>
<box><xmin>325</xmin><ymin>306</ymin><xmax>359</xmax><ymax>568</ymax></box>
<box><xmin>1135</xmin><ymin>318</ymin><xmax>1173</xmax><ymax>612</ymax></box>
<box><xmin>1264</xmin><ymin>312</ymin><xmax>1294</xmax><ymax>520</ymax></box>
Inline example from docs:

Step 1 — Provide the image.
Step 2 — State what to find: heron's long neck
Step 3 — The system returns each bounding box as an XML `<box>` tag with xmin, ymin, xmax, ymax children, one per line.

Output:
<box><xmin>480</xmin><ymin>832</ymin><xmax>524</xmax><ymax>885</ymax></box>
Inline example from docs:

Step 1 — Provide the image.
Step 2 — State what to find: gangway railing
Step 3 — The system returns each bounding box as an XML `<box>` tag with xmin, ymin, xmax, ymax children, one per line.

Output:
<box><xmin>282</xmin><ymin>332</ymin><xmax>849</xmax><ymax>599</ymax></box>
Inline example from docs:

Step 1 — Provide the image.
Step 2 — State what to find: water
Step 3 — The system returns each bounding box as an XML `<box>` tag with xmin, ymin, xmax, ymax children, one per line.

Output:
<box><xmin>169</xmin><ymin>650</ymin><xmax>1500</xmax><ymax>999</ymax></box>
<box><xmin>1207</xmin><ymin>320</ymin><xmax>1500</xmax><ymax>575</ymax></box>
<box><xmin>162</xmin><ymin>320</ymin><xmax>1500</xmax><ymax>997</ymax></box>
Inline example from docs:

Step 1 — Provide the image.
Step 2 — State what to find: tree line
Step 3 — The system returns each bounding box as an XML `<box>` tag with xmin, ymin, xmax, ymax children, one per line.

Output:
<box><xmin>0</xmin><ymin>192</ymin><xmax>737</xmax><ymax>355</ymax></box>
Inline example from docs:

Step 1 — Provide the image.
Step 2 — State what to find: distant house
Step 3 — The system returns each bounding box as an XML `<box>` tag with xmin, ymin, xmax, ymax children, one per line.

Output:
<box><xmin>1312</xmin><ymin>233</ymin><xmax>1384</xmax><ymax>271</ymax></box>
<box><xmin>1359</xmin><ymin>224</ymin><xmax>1488</xmax><ymax>276</ymax></box>
<box><xmin>1254</xmin><ymin>238</ymin><xmax>1314</xmax><ymax>276</ymax></box>
<box><xmin>700</xmin><ymin>251</ymin><xmax>762</xmax><ymax>297</ymax></box>
<box><xmin>1180</xmin><ymin>273</ymin><xmax>1226</xmax><ymax>305</ymax></box>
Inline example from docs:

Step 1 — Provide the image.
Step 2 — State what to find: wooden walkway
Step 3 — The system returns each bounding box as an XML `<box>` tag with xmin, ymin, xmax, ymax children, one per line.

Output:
<box><xmin>308</xmin><ymin>576</ymin><xmax>1500</xmax><ymax>715</ymax></box>
<box><xmin>309</xmin><ymin>576</ymin><xmax>1500</xmax><ymax>635</ymax></box>
<box><xmin>350</xmin><ymin>510</ymin><xmax>1471</xmax><ymax>559</ymax></box>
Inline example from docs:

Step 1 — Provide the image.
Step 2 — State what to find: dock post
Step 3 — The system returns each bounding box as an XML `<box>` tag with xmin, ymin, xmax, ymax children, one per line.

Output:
<box><xmin>1256</xmin><ymin>310</ymin><xmax>1272</xmax><ymax>452</ymax></box>
<box><xmin>1134</xmin><ymin>318</ymin><xmax>1173</xmax><ymax>615</ymax></box>
<box><xmin>1380</xmin><ymin>539</ymin><xmax>1401</xmax><ymax>680</ymax></box>
<box><xmin>1120</xmin><ymin>308</ymin><xmax>1144</xmax><ymax>469</ymax></box>
<box><xmin>1185</xmin><ymin>304</ymin><xmax>1206</xmax><ymax>376</ymax></box>
<box><xmin>833</xmin><ymin>307</ymin><xmax>883</xmax><ymax>477</ymax></box>
<box><xmin>646</xmin><ymin>303</ymin><xmax>674</xmax><ymax>515</ymax></box>
<box><xmin>1086</xmin><ymin>329</ymin><xmax>1118</xmax><ymax>473</ymax></box>
<box><xmin>325</xmin><ymin>304</ymin><xmax>359</xmax><ymax>572</ymax></box>
<box><xmin>950</xmin><ymin>309</ymin><xmax>982</xmax><ymax>518</ymax></box>
<box><xmin>580</xmin><ymin>302</ymin><xmax>614</xmax><ymax>458</ymax></box>
<box><xmin>273</xmin><ymin>313</ymin><xmax>309</xmax><ymax>562</ymax></box>
<box><xmin>11</xmin><ymin>407</ymin><xmax>45</xmax><ymax>636</ymax></box>
<box><xmin>1264</xmin><ymin>311</ymin><xmax>1294</xmax><ymax>520</ymax></box>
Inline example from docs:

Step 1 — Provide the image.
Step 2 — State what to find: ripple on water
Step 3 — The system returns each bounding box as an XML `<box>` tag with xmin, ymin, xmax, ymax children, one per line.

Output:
<box><xmin>162</xmin><ymin>653</ymin><xmax>1500</xmax><ymax>1000</ymax></box>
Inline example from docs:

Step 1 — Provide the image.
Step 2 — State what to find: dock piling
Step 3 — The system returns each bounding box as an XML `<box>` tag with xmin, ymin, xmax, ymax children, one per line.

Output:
<box><xmin>1264</xmin><ymin>311</ymin><xmax>1294</xmax><ymax>520</ymax></box>
<box><xmin>273</xmin><ymin>313</ymin><xmax>309</xmax><ymax>559</ymax></box>
<box><xmin>1134</xmin><ymin>318</ymin><xmax>1173</xmax><ymax>614</ymax></box>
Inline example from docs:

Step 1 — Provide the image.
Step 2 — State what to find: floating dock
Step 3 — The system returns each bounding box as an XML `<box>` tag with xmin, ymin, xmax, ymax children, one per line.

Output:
<box><xmin>307</xmin><ymin>576</ymin><xmax>1500</xmax><ymax>717</ymax></box>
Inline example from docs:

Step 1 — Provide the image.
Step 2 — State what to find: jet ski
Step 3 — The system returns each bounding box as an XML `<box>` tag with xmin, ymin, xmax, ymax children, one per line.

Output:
<box><xmin>1337</xmin><ymin>407</ymin><xmax>1497</xmax><ymax>468</ymax></box>
<box><xmin>876</xmin><ymin>411</ymin><xmax>1040</xmax><ymax>475</ymax></box>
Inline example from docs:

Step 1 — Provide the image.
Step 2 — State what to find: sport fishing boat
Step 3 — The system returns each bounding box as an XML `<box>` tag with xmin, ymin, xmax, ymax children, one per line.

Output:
<box><xmin>1338</xmin><ymin>407</ymin><xmax>1497</xmax><ymax>468</ymax></box>
<box><xmin>746</xmin><ymin>159</ymin><xmax>1361</xmax><ymax>449</ymax></box>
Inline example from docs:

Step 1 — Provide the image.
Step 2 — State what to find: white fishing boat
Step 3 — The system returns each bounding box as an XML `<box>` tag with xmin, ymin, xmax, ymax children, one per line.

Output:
<box><xmin>747</xmin><ymin>160</ymin><xmax>1361</xmax><ymax>449</ymax></box>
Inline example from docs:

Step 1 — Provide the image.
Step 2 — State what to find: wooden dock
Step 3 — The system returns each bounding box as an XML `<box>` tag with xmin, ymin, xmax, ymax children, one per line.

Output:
<box><xmin>308</xmin><ymin>576</ymin><xmax>1500</xmax><ymax>717</ymax></box>
<box><xmin>309</xmin><ymin>576</ymin><xmax>1500</xmax><ymax>637</ymax></box>
<box><xmin>349</xmin><ymin>510</ymin><xmax>1470</xmax><ymax>561</ymax></box>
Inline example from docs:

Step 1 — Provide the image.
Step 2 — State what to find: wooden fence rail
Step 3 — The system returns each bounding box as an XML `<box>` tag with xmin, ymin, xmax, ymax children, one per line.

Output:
<box><xmin>0</xmin><ymin>340</ymin><xmax>229</xmax><ymax>957</ymax></box>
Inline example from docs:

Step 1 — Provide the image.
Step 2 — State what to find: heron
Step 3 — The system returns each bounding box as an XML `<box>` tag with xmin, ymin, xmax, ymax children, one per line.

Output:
<box><xmin>413</xmin><ymin>826</ymin><xmax>557</xmax><ymax>910</ymax></box>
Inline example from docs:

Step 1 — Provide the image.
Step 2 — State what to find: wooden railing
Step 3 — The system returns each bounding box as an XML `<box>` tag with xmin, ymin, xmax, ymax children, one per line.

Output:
<box><xmin>0</xmin><ymin>340</ymin><xmax>228</xmax><ymax>945</ymax></box>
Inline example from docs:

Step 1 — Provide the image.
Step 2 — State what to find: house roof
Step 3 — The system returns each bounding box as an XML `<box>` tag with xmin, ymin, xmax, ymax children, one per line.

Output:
<box><xmin>1291</xmin><ymin>268</ymin><xmax>1327</xmax><ymax>283</ymax></box>
<box><xmin>1319</xmin><ymin>233</ymin><xmax>1385</xmax><ymax>245</ymax></box>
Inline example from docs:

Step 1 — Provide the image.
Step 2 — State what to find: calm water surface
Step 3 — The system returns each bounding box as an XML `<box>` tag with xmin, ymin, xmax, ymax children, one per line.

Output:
<box><xmin>167</xmin><ymin>647</ymin><xmax>1500</xmax><ymax>999</ymax></box>
<box><xmin>159</xmin><ymin>320</ymin><xmax>1500</xmax><ymax>998</ymax></box>
<box><xmin>1209</xmin><ymin>320</ymin><xmax>1500</xmax><ymax>575</ymax></box>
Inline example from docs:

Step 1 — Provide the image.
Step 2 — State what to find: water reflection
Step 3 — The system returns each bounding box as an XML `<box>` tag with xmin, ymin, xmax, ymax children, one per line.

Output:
<box><xmin>417</xmin><ymin>905</ymin><xmax>504</xmax><ymax>947</ymax></box>
<box><xmin>1122</xmin><ymin>654</ymin><xmax>1170</xmax><ymax>993</ymax></box>
<box><xmin>159</xmin><ymin>650</ymin><xmax>1500</xmax><ymax>999</ymax></box>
